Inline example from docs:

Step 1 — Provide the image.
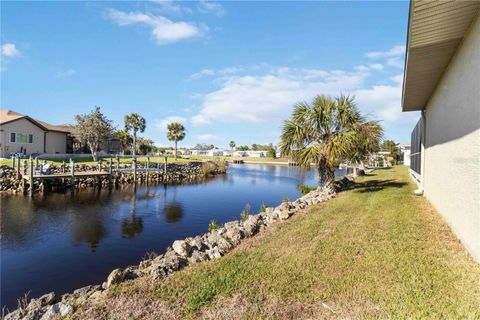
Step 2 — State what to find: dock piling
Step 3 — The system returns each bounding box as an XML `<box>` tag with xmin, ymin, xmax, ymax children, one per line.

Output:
<box><xmin>109</xmin><ymin>158</ymin><xmax>113</xmax><ymax>190</ymax></box>
<box><xmin>16</xmin><ymin>158</ymin><xmax>20</xmax><ymax>179</ymax></box>
<box><xmin>146</xmin><ymin>156</ymin><xmax>150</xmax><ymax>183</ymax></box>
<box><xmin>133</xmin><ymin>157</ymin><xmax>137</xmax><ymax>184</ymax></box>
<box><xmin>70</xmin><ymin>159</ymin><xmax>75</xmax><ymax>193</ymax></box>
<box><xmin>29</xmin><ymin>160</ymin><xmax>34</xmax><ymax>197</ymax></box>
<box><xmin>164</xmin><ymin>156</ymin><xmax>168</xmax><ymax>175</ymax></box>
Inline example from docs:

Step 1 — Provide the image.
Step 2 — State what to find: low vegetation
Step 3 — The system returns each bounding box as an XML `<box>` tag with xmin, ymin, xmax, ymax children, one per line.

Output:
<box><xmin>207</xmin><ymin>220</ymin><xmax>220</xmax><ymax>232</ymax></box>
<box><xmin>201</xmin><ymin>160</ymin><xmax>227</xmax><ymax>176</ymax></box>
<box><xmin>73</xmin><ymin>166</ymin><xmax>480</xmax><ymax>319</ymax></box>
<box><xmin>297</xmin><ymin>183</ymin><xmax>316</xmax><ymax>195</ymax></box>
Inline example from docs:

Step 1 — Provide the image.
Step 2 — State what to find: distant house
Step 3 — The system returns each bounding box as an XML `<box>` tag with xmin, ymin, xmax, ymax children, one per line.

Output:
<box><xmin>0</xmin><ymin>110</ymin><xmax>73</xmax><ymax>157</ymax></box>
<box><xmin>233</xmin><ymin>150</ymin><xmax>269</xmax><ymax>157</ymax></box>
<box><xmin>400</xmin><ymin>144</ymin><xmax>411</xmax><ymax>166</ymax></box>
<box><xmin>402</xmin><ymin>2</ymin><xmax>479</xmax><ymax>260</ymax></box>
<box><xmin>190</xmin><ymin>148</ymin><xmax>226</xmax><ymax>157</ymax></box>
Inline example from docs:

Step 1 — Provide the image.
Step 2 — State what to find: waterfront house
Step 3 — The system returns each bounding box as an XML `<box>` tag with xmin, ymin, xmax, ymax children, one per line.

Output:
<box><xmin>402</xmin><ymin>1</ymin><xmax>480</xmax><ymax>260</ymax></box>
<box><xmin>0</xmin><ymin>109</ymin><xmax>73</xmax><ymax>157</ymax></box>
<box><xmin>233</xmin><ymin>150</ymin><xmax>269</xmax><ymax>157</ymax></box>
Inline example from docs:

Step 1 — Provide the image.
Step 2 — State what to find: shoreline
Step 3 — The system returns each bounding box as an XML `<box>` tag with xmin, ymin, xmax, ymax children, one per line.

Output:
<box><xmin>2</xmin><ymin>176</ymin><xmax>354</xmax><ymax>319</ymax></box>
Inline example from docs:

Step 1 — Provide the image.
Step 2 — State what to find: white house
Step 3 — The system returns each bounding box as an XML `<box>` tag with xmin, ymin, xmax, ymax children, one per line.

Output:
<box><xmin>191</xmin><ymin>148</ymin><xmax>225</xmax><ymax>156</ymax></box>
<box><xmin>400</xmin><ymin>144</ymin><xmax>411</xmax><ymax>166</ymax></box>
<box><xmin>233</xmin><ymin>150</ymin><xmax>269</xmax><ymax>158</ymax></box>
<box><xmin>402</xmin><ymin>1</ymin><xmax>480</xmax><ymax>261</ymax></box>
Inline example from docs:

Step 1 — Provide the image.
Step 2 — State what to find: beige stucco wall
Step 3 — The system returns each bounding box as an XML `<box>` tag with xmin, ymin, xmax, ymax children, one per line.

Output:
<box><xmin>45</xmin><ymin>131</ymin><xmax>67</xmax><ymax>154</ymax></box>
<box><xmin>0</xmin><ymin>118</ymin><xmax>46</xmax><ymax>157</ymax></box>
<box><xmin>423</xmin><ymin>15</ymin><xmax>480</xmax><ymax>261</ymax></box>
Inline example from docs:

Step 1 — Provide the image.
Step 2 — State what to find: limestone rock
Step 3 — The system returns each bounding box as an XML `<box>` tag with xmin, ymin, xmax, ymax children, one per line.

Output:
<box><xmin>106</xmin><ymin>268</ymin><xmax>125</xmax><ymax>288</ymax></box>
<box><xmin>188</xmin><ymin>250</ymin><xmax>209</xmax><ymax>263</ymax></box>
<box><xmin>172</xmin><ymin>240</ymin><xmax>191</xmax><ymax>258</ymax></box>
<box><xmin>40</xmin><ymin>302</ymin><xmax>73</xmax><ymax>320</ymax></box>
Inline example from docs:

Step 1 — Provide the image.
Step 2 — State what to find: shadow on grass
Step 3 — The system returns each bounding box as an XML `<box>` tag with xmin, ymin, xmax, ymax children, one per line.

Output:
<box><xmin>342</xmin><ymin>179</ymin><xmax>408</xmax><ymax>193</ymax></box>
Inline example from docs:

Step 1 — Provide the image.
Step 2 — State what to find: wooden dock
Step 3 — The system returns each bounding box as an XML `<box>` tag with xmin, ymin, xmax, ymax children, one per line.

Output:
<box><xmin>22</xmin><ymin>171</ymin><xmax>109</xmax><ymax>180</ymax></box>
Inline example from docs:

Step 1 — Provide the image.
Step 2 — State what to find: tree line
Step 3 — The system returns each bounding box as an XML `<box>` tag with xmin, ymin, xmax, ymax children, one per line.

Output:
<box><xmin>74</xmin><ymin>106</ymin><xmax>185</xmax><ymax>161</ymax></box>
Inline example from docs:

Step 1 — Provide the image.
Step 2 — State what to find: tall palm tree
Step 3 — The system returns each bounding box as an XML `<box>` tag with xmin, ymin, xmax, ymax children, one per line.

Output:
<box><xmin>167</xmin><ymin>122</ymin><xmax>186</xmax><ymax>160</ymax></box>
<box><xmin>124</xmin><ymin>113</ymin><xmax>146</xmax><ymax>157</ymax></box>
<box><xmin>280</xmin><ymin>94</ymin><xmax>376</xmax><ymax>191</ymax></box>
<box><xmin>229</xmin><ymin>140</ymin><xmax>236</xmax><ymax>151</ymax></box>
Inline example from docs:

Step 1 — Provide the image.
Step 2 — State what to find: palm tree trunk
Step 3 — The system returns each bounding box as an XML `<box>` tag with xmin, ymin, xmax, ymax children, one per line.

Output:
<box><xmin>318</xmin><ymin>157</ymin><xmax>335</xmax><ymax>191</ymax></box>
<box><xmin>174</xmin><ymin>141</ymin><xmax>177</xmax><ymax>161</ymax></box>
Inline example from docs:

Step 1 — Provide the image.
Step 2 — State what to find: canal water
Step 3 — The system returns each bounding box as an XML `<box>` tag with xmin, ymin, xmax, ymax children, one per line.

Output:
<box><xmin>1</xmin><ymin>164</ymin><xmax>340</xmax><ymax>309</ymax></box>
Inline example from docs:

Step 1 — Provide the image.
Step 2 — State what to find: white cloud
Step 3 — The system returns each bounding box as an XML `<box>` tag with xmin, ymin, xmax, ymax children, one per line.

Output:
<box><xmin>55</xmin><ymin>68</ymin><xmax>76</xmax><ymax>78</ymax></box>
<box><xmin>150</xmin><ymin>0</ymin><xmax>192</xmax><ymax>14</ymax></box>
<box><xmin>107</xmin><ymin>8</ymin><xmax>203</xmax><ymax>44</ymax></box>
<box><xmin>155</xmin><ymin>116</ymin><xmax>187</xmax><ymax>132</ymax></box>
<box><xmin>366</xmin><ymin>44</ymin><xmax>405</xmax><ymax>59</ymax></box>
<box><xmin>189</xmin><ymin>66</ymin><xmax>244</xmax><ymax>79</ymax></box>
<box><xmin>190</xmin><ymin>68</ymin><xmax>368</xmax><ymax>125</ymax></box>
<box><xmin>198</xmin><ymin>1</ymin><xmax>225</xmax><ymax>16</ymax></box>
<box><xmin>195</xmin><ymin>133</ymin><xmax>219</xmax><ymax>141</ymax></box>
<box><xmin>369</xmin><ymin>63</ymin><xmax>384</xmax><ymax>71</ymax></box>
<box><xmin>190</xmin><ymin>68</ymin><xmax>215</xmax><ymax>79</ymax></box>
<box><xmin>386</xmin><ymin>57</ymin><xmax>404</xmax><ymax>69</ymax></box>
<box><xmin>1</xmin><ymin>43</ymin><xmax>20</xmax><ymax>58</ymax></box>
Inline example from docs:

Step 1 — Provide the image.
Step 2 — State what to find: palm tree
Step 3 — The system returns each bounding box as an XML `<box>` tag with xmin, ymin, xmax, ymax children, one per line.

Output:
<box><xmin>344</xmin><ymin>121</ymin><xmax>383</xmax><ymax>177</ymax></box>
<box><xmin>167</xmin><ymin>122</ymin><xmax>186</xmax><ymax>160</ymax></box>
<box><xmin>124</xmin><ymin>113</ymin><xmax>146</xmax><ymax>157</ymax></box>
<box><xmin>280</xmin><ymin>94</ymin><xmax>378</xmax><ymax>191</ymax></box>
<box><xmin>229</xmin><ymin>140</ymin><xmax>236</xmax><ymax>150</ymax></box>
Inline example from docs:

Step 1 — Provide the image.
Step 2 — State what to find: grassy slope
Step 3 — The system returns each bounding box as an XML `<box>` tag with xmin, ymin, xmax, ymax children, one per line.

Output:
<box><xmin>78</xmin><ymin>166</ymin><xmax>480</xmax><ymax>319</ymax></box>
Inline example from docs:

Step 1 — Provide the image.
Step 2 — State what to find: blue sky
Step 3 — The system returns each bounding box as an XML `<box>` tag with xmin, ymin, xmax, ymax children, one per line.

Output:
<box><xmin>1</xmin><ymin>1</ymin><xmax>419</xmax><ymax>148</ymax></box>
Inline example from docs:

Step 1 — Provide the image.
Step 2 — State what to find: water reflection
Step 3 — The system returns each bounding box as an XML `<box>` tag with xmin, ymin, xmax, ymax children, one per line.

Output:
<box><xmin>1</xmin><ymin>164</ymin><xmax>322</xmax><ymax>310</ymax></box>
<box><xmin>164</xmin><ymin>203</ymin><xmax>184</xmax><ymax>223</ymax></box>
<box><xmin>121</xmin><ymin>216</ymin><xmax>144</xmax><ymax>239</ymax></box>
<box><xmin>71</xmin><ymin>214</ymin><xmax>108</xmax><ymax>252</ymax></box>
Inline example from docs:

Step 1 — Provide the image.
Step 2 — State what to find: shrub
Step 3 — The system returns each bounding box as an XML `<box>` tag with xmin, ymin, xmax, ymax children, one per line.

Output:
<box><xmin>201</xmin><ymin>160</ymin><xmax>227</xmax><ymax>176</ymax></box>
<box><xmin>259</xmin><ymin>202</ymin><xmax>267</xmax><ymax>213</ymax></box>
<box><xmin>283</xmin><ymin>197</ymin><xmax>289</xmax><ymax>203</ymax></box>
<box><xmin>297</xmin><ymin>183</ymin><xmax>316</xmax><ymax>195</ymax></box>
<box><xmin>240</xmin><ymin>203</ymin><xmax>251</xmax><ymax>221</ymax></box>
<box><xmin>208</xmin><ymin>219</ymin><xmax>220</xmax><ymax>232</ymax></box>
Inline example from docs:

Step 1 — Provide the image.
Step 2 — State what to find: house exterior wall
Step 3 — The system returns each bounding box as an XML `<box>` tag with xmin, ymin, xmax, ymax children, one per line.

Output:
<box><xmin>45</xmin><ymin>131</ymin><xmax>67</xmax><ymax>154</ymax></box>
<box><xmin>0</xmin><ymin>118</ymin><xmax>46</xmax><ymax>157</ymax></box>
<box><xmin>423</xmin><ymin>16</ymin><xmax>480</xmax><ymax>261</ymax></box>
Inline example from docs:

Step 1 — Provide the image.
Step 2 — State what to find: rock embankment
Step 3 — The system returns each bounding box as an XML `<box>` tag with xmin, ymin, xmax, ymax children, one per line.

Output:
<box><xmin>0</xmin><ymin>162</ymin><xmax>224</xmax><ymax>194</ymax></box>
<box><xmin>3</xmin><ymin>178</ymin><xmax>352</xmax><ymax>320</ymax></box>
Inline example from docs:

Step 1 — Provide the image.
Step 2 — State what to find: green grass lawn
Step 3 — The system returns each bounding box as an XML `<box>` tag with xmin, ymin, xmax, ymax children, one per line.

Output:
<box><xmin>0</xmin><ymin>155</ymin><xmax>290</xmax><ymax>167</ymax></box>
<box><xmin>76</xmin><ymin>166</ymin><xmax>480</xmax><ymax>319</ymax></box>
<box><xmin>0</xmin><ymin>155</ymin><xmax>195</xmax><ymax>167</ymax></box>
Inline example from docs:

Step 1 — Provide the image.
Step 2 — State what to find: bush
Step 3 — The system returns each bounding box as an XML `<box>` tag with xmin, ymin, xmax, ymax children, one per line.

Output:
<box><xmin>201</xmin><ymin>160</ymin><xmax>227</xmax><ymax>176</ymax></box>
<box><xmin>208</xmin><ymin>220</ymin><xmax>220</xmax><ymax>232</ymax></box>
<box><xmin>240</xmin><ymin>203</ymin><xmax>251</xmax><ymax>221</ymax></box>
<box><xmin>283</xmin><ymin>197</ymin><xmax>289</xmax><ymax>203</ymax></box>
<box><xmin>260</xmin><ymin>202</ymin><xmax>267</xmax><ymax>213</ymax></box>
<box><xmin>297</xmin><ymin>183</ymin><xmax>316</xmax><ymax>195</ymax></box>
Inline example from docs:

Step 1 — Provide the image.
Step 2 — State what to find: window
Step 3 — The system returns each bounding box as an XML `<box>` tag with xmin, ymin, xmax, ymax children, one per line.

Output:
<box><xmin>9</xmin><ymin>133</ymin><xmax>34</xmax><ymax>144</ymax></box>
<box><xmin>16</xmin><ymin>133</ymin><xmax>28</xmax><ymax>144</ymax></box>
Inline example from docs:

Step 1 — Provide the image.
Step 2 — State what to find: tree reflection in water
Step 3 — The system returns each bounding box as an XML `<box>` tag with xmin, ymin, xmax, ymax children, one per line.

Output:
<box><xmin>121</xmin><ymin>188</ymin><xmax>144</xmax><ymax>239</ymax></box>
<box><xmin>164</xmin><ymin>203</ymin><xmax>183</xmax><ymax>223</ymax></box>
<box><xmin>162</xmin><ymin>185</ymin><xmax>184</xmax><ymax>223</ymax></box>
